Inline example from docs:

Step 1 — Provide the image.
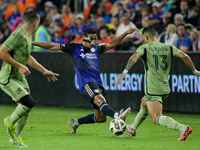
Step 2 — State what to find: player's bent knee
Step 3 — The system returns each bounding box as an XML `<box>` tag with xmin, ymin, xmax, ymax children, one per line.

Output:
<box><xmin>19</xmin><ymin>94</ymin><xmax>35</xmax><ymax>108</ymax></box>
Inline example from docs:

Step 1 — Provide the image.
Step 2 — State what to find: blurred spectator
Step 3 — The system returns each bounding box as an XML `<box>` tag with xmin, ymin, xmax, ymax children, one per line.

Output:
<box><xmin>96</xmin><ymin>2</ymin><xmax>111</xmax><ymax>24</ymax></box>
<box><xmin>22</xmin><ymin>0</ymin><xmax>36</xmax><ymax>9</ymax></box>
<box><xmin>164</xmin><ymin>23</ymin><xmax>178</xmax><ymax>46</ymax></box>
<box><xmin>71</xmin><ymin>30</ymin><xmax>83</xmax><ymax>43</ymax></box>
<box><xmin>115</xmin><ymin>13</ymin><xmax>137</xmax><ymax>50</ymax></box>
<box><xmin>161</xmin><ymin>11</ymin><xmax>173</xmax><ymax>29</ymax></box>
<box><xmin>110</xmin><ymin>0</ymin><xmax>127</xmax><ymax>17</ymax></box>
<box><xmin>194</xmin><ymin>29</ymin><xmax>200</xmax><ymax>51</ymax></box>
<box><xmin>138</xmin><ymin>15</ymin><xmax>151</xmax><ymax>35</ymax></box>
<box><xmin>84</xmin><ymin>0</ymin><xmax>96</xmax><ymax>20</ymax></box>
<box><xmin>174</xmin><ymin>13</ymin><xmax>184</xmax><ymax>27</ymax></box>
<box><xmin>6</xmin><ymin>3</ymin><xmax>21</xmax><ymax>30</ymax></box>
<box><xmin>102</xmin><ymin>0</ymin><xmax>112</xmax><ymax>12</ymax></box>
<box><xmin>36</xmin><ymin>0</ymin><xmax>46</xmax><ymax>17</ymax></box>
<box><xmin>190</xmin><ymin>29</ymin><xmax>199</xmax><ymax>51</ymax></box>
<box><xmin>51</xmin><ymin>27</ymin><xmax>65</xmax><ymax>44</ymax></box>
<box><xmin>0</xmin><ymin>0</ymin><xmax>8</xmax><ymax>26</ymax></box>
<box><xmin>0</xmin><ymin>27</ymin><xmax>7</xmax><ymax>46</ymax></box>
<box><xmin>75</xmin><ymin>14</ymin><xmax>88</xmax><ymax>33</ymax></box>
<box><xmin>126</xmin><ymin>2</ymin><xmax>140</xmax><ymax>25</ymax></box>
<box><xmin>196</xmin><ymin>0</ymin><xmax>200</xmax><ymax>9</ymax></box>
<box><xmin>150</xmin><ymin>14</ymin><xmax>165</xmax><ymax>35</ymax></box>
<box><xmin>33</xmin><ymin>16</ymin><xmax>51</xmax><ymax>51</ymax></box>
<box><xmin>96</xmin><ymin>17</ymin><xmax>108</xmax><ymax>39</ymax></box>
<box><xmin>4</xmin><ymin>0</ymin><xmax>25</xmax><ymax>20</ymax></box>
<box><xmin>50</xmin><ymin>5</ymin><xmax>62</xmax><ymax>24</ymax></box>
<box><xmin>11</xmin><ymin>16</ymin><xmax>22</xmax><ymax>32</ymax></box>
<box><xmin>107</xmin><ymin>16</ymin><xmax>120</xmax><ymax>31</ymax></box>
<box><xmin>115</xmin><ymin>2</ymin><xmax>127</xmax><ymax>18</ymax></box>
<box><xmin>137</xmin><ymin>5</ymin><xmax>151</xmax><ymax>28</ymax></box>
<box><xmin>180</xmin><ymin>0</ymin><xmax>192</xmax><ymax>22</ymax></box>
<box><xmin>187</xmin><ymin>7</ymin><xmax>200</xmax><ymax>27</ymax></box>
<box><xmin>169</xmin><ymin>0</ymin><xmax>181</xmax><ymax>17</ymax></box>
<box><xmin>98</xmin><ymin>28</ymin><xmax>114</xmax><ymax>51</ymax></box>
<box><xmin>11</xmin><ymin>5</ymin><xmax>36</xmax><ymax>32</ymax></box>
<box><xmin>61</xmin><ymin>4</ymin><xmax>75</xmax><ymax>28</ymax></box>
<box><xmin>44</xmin><ymin>1</ymin><xmax>54</xmax><ymax>17</ymax></box>
<box><xmin>176</xmin><ymin>24</ymin><xmax>192</xmax><ymax>51</ymax></box>
<box><xmin>151</xmin><ymin>1</ymin><xmax>164</xmax><ymax>22</ymax></box>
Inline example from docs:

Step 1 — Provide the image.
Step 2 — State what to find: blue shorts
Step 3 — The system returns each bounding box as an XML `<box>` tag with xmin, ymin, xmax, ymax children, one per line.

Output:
<box><xmin>81</xmin><ymin>82</ymin><xmax>107</xmax><ymax>109</ymax></box>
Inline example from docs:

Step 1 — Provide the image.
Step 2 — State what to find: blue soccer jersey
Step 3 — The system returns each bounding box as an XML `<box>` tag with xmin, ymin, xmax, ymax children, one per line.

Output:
<box><xmin>60</xmin><ymin>43</ymin><xmax>106</xmax><ymax>92</ymax></box>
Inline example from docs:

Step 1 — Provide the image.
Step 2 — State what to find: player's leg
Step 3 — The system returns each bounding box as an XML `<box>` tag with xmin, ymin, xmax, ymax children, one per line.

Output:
<box><xmin>126</xmin><ymin>96</ymin><xmax>148</xmax><ymax>136</ymax></box>
<box><xmin>15</xmin><ymin>81</ymin><xmax>30</xmax><ymax>138</ymax></box>
<box><xmin>147</xmin><ymin>96</ymin><xmax>192</xmax><ymax>140</ymax></box>
<box><xmin>2</xmin><ymin>80</ymin><xmax>35</xmax><ymax>147</ymax></box>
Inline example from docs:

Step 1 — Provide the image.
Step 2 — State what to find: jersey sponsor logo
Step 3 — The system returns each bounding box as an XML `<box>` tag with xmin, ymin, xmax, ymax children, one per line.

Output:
<box><xmin>91</xmin><ymin>48</ymin><xmax>95</xmax><ymax>52</ymax></box>
<box><xmin>15</xmin><ymin>88</ymin><xmax>22</xmax><ymax>95</ymax></box>
<box><xmin>94</xmin><ymin>89</ymin><xmax>100</xmax><ymax>93</ymax></box>
<box><xmin>80</xmin><ymin>53</ymin><xmax>86</xmax><ymax>58</ymax></box>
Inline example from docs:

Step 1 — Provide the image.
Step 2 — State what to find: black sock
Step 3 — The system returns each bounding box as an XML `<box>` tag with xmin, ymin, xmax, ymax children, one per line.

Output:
<box><xmin>99</xmin><ymin>102</ymin><xmax>115</xmax><ymax>118</ymax></box>
<box><xmin>78</xmin><ymin>114</ymin><xmax>97</xmax><ymax>125</ymax></box>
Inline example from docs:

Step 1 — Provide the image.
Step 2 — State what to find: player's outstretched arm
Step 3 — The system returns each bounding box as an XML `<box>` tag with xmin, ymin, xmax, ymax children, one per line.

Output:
<box><xmin>0</xmin><ymin>45</ymin><xmax>30</xmax><ymax>75</ymax></box>
<box><xmin>105</xmin><ymin>28</ymin><xmax>139</xmax><ymax>51</ymax></box>
<box><xmin>178</xmin><ymin>51</ymin><xmax>200</xmax><ymax>76</ymax></box>
<box><xmin>116</xmin><ymin>52</ymin><xmax>140</xmax><ymax>85</ymax></box>
<box><xmin>32</xmin><ymin>41</ymin><xmax>61</xmax><ymax>50</ymax></box>
<box><xmin>27</xmin><ymin>55</ymin><xmax>59</xmax><ymax>81</ymax></box>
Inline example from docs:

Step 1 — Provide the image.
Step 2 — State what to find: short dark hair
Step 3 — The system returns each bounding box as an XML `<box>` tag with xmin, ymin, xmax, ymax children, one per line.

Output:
<box><xmin>83</xmin><ymin>27</ymin><xmax>98</xmax><ymax>36</ymax></box>
<box><xmin>177</xmin><ymin>24</ymin><xmax>186</xmax><ymax>30</ymax></box>
<box><xmin>142</xmin><ymin>25</ymin><xmax>157</xmax><ymax>37</ymax></box>
<box><xmin>23</xmin><ymin>10</ymin><xmax>40</xmax><ymax>25</ymax></box>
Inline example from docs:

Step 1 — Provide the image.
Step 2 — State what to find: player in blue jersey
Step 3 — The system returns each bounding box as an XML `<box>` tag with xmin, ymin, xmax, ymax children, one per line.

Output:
<box><xmin>32</xmin><ymin>27</ymin><xmax>139</xmax><ymax>133</ymax></box>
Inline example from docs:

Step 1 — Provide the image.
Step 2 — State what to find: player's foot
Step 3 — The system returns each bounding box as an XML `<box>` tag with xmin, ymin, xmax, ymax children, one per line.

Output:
<box><xmin>177</xmin><ymin>126</ymin><xmax>193</xmax><ymax>141</ymax></box>
<box><xmin>4</xmin><ymin>116</ymin><xmax>17</xmax><ymax>140</ymax></box>
<box><xmin>118</xmin><ymin>107</ymin><xmax>131</xmax><ymax>121</ymax></box>
<box><xmin>126</xmin><ymin>125</ymin><xmax>136</xmax><ymax>137</ymax></box>
<box><xmin>10</xmin><ymin>137</ymin><xmax>28</xmax><ymax>147</ymax></box>
<box><xmin>68</xmin><ymin>118</ymin><xmax>79</xmax><ymax>134</ymax></box>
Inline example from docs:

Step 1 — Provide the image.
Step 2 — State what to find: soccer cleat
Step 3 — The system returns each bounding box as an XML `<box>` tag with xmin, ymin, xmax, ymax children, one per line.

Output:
<box><xmin>177</xmin><ymin>126</ymin><xmax>193</xmax><ymax>141</ymax></box>
<box><xmin>10</xmin><ymin>137</ymin><xmax>28</xmax><ymax>147</ymax></box>
<box><xmin>4</xmin><ymin>116</ymin><xmax>17</xmax><ymax>141</ymax></box>
<box><xmin>68</xmin><ymin>118</ymin><xmax>79</xmax><ymax>134</ymax></box>
<box><xmin>126</xmin><ymin>125</ymin><xmax>136</xmax><ymax>137</ymax></box>
<box><xmin>118</xmin><ymin>107</ymin><xmax>131</xmax><ymax>121</ymax></box>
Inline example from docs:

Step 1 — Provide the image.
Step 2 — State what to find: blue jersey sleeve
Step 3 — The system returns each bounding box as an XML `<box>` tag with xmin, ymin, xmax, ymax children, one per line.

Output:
<box><xmin>60</xmin><ymin>43</ymin><xmax>77</xmax><ymax>55</ymax></box>
<box><xmin>97</xmin><ymin>43</ymin><xmax>106</xmax><ymax>54</ymax></box>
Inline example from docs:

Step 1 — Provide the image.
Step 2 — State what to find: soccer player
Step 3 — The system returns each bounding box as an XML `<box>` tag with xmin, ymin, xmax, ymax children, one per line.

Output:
<box><xmin>32</xmin><ymin>27</ymin><xmax>139</xmax><ymax>133</ymax></box>
<box><xmin>0</xmin><ymin>10</ymin><xmax>59</xmax><ymax>147</ymax></box>
<box><xmin>116</xmin><ymin>25</ymin><xmax>200</xmax><ymax>141</ymax></box>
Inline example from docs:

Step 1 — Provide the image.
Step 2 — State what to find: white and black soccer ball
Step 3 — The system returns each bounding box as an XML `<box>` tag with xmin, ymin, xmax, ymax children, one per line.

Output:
<box><xmin>109</xmin><ymin>119</ymin><xmax>126</xmax><ymax>135</ymax></box>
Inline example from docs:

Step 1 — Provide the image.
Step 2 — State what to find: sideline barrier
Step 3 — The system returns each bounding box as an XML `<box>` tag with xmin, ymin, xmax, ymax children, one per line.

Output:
<box><xmin>0</xmin><ymin>52</ymin><xmax>199</xmax><ymax>113</ymax></box>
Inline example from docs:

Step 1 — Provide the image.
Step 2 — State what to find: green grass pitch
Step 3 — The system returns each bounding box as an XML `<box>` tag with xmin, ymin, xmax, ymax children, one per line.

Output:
<box><xmin>0</xmin><ymin>104</ymin><xmax>199</xmax><ymax>150</ymax></box>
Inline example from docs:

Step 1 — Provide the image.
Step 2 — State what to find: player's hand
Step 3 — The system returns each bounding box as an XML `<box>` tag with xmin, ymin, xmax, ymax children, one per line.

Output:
<box><xmin>126</xmin><ymin>28</ymin><xmax>139</xmax><ymax>34</ymax></box>
<box><xmin>116</xmin><ymin>73</ymin><xmax>126</xmax><ymax>85</ymax></box>
<box><xmin>43</xmin><ymin>70</ymin><xmax>59</xmax><ymax>82</ymax></box>
<box><xmin>18</xmin><ymin>65</ymin><xmax>31</xmax><ymax>76</ymax></box>
<box><xmin>195</xmin><ymin>71</ymin><xmax>200</xmax><ymax>76</ymax></box>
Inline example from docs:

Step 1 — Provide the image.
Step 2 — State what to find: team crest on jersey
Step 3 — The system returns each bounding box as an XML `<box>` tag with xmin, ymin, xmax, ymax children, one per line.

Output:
<box><xmin>91</xmin><ymin>48</ymin><xmax>95</xmax><ymax>52</ymax></box>
<box><xmin>94</xmin><ymin>89</ymin><xmax>100</xmax><ymax>93</ymax></box>
<box><xmin>80</xmin><ymin>46</ymin><xmax>84</xmax><ymax>51</ymax></box>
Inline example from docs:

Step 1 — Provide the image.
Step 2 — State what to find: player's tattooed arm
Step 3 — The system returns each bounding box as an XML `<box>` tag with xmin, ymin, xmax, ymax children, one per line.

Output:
<box><xmin>125</xmin><ymin>59</ymin><xmax>136</xmax><ymax>71</ymax></box>
<box><xmin>116</xmin><ymin>52</ymin><xmax>140</xmax><ymax>85</ymax></box>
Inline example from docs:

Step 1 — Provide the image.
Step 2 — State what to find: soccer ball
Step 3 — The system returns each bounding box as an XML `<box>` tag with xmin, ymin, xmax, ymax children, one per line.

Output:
<box><xmin>109</xmin><ymin>119</ymin><xmax>126</xmax><ymax>135</ymax></box>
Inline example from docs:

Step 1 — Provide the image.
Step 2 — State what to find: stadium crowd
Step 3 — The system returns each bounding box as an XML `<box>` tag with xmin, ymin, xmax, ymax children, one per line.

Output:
<box><xmin>0</xmin><ymin>0</ymin><xmax>200</xmax><ymax>51</ymax></box>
